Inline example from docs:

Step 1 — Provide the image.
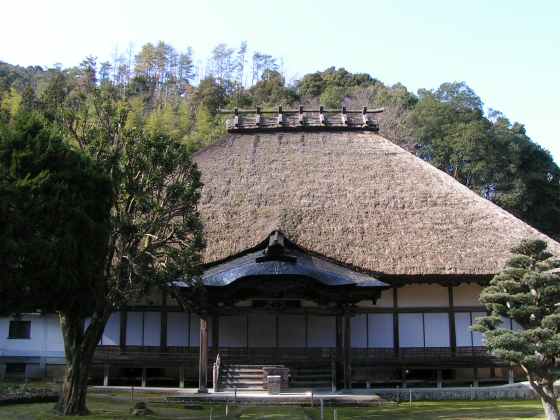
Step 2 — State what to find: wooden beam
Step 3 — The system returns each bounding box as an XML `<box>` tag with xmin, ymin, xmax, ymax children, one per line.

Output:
<box><xmin>198</xmin><ymin>317</ymin><xmax>209</xmax><ymax>393</ymax></box>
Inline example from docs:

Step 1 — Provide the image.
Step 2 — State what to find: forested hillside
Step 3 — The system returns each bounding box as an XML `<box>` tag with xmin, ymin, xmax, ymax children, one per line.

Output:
<box><xmin>1</xmin><ymin>40</ymin><xmax>559</xmax><ymax>239</ymax></box>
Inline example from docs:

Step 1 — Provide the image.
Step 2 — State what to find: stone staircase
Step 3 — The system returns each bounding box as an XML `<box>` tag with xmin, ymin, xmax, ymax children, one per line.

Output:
<box><xmin>218</xmin><ymin>364</ymin><xmax>266</xmax><ymax>391</ymax></box>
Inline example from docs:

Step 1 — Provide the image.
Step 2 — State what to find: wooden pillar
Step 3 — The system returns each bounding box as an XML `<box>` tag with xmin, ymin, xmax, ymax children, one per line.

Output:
<box><xmin>393</xmin><ymin>287</ymin><xmax>400</xmax><ymax>356</ymax></box>
<box><xmin>448</xmin><ymin>286</ymin><xmax>457</xmax><ymax>353</ymax></box>
<box><xmin>335</xmin><ymin>315</ymin><xmax>343</xmax><ymax>388</ymax></box>
<box><xmin>198</xmin><ymin>316</ymin><xmax>209</xmax><ymax>393</ymax></box>
<box><xmin>304</xmin><ymin>313</ymin><xmax>309</xmax><ymax>348</ymax></box>
<box><xmin>275</xmin><ymin>314</ymin><xmax>280</xmax><ymax>359</ymax></box>
<box><xmin>343</xmin><ymin>313</ymin><xmax>352</xmax><ymax>389</ymax></box>
<box><xmin>473</xmin><ymin>367</ymin><xmax>479</xmax><ymax>387</ymax></box>
<box><xmin>508</xmin><ymin>367</ymin><xmax>514</xmax><ymax>384</ymax></box>
<box><xmin>141</xmin><ymin>367</ymin><xmax>147</xmax><ymax>387</ymax></box>
<box><xmin>212</xmin><ymin>316</ymin><xmax>220</xmax><ymax>355</ymax></box>
<box><xmin>179</xmin><ymin>366</ymin><xmax>185</xmax><ymax>388</ymax></box>
<box><xmin>103</xmin><ymin>365</ymin><xmax>110</xmax><ymax>387</ymax></box>
<box><xmin>160</xmin><ymin>292</ymin><xmax>168</xmax><ymax>351</ymax></box>
<box><xmin>119</xmin><ymin>310</ymin><xmax>127</xmax><ymax>351</ymax></box>
<box><xmin>331</xmin><ymin>356</ymin><xmax>336</xmax><ymax>392</ymax></box>
<box><xmin>436</xmin><ymin>369</ymin><xmax>443</xmax><ymax>388</ymax></box>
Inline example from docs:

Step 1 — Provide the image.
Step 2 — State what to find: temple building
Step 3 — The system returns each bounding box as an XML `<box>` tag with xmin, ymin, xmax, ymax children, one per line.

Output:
<box><xmin>2</xmin><ymin>107</ymin><xmax>559</xmax><ymax>390</ymax></box>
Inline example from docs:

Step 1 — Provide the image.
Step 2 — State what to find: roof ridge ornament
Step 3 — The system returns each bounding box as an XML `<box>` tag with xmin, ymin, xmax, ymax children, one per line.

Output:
<box><xmin>256</xmin><ymin>230</ymin><xmax>297</xmax><ymax>263</ymax></box>
<box><xmin>220</xmin><ymin>105</ymin><xmax>383</xmax><ymax>132</ymax></box>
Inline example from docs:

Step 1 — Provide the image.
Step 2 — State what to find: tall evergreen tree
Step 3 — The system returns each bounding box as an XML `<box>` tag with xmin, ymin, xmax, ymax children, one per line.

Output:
<box><xmin>14</xmin><ymin>75</ymin><xmax>206</xmax><ymax>415</ymax></box>
<box><xmin>0</xmin><ymin>112</ymin><xmax>112</xmax><ymax>413</ymax></box>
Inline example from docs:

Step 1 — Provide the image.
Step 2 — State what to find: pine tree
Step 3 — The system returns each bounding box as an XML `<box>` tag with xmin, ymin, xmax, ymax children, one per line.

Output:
<box><xmin>473</xmin><ymin>239</ymin><xmax>560</xmax><ymax>420</ymax></box>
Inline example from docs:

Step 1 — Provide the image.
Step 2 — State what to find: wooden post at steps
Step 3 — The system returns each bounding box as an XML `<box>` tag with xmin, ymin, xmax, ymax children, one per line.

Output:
<box><xmin>198</xmin><ymin>317</ymin><xmax>209</xmax><ymax>393</ymax></box>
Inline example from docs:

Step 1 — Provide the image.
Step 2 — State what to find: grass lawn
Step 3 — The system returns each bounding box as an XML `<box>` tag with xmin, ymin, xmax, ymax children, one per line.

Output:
<box><xmin>0</xmin><ymin>396</ymin><xmax>547</xmax><ymax>420</ymax></box>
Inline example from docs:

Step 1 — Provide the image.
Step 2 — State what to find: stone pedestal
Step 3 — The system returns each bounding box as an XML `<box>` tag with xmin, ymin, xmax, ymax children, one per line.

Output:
<box><xmin>267</xmin><ymin>375</ymin><xmax>281</xmax><ymax>395</ymax></box>
<box><xmin>263</xmin><ymin>366</ymin><xmax>289</xmax><ymax>391</ymax></box>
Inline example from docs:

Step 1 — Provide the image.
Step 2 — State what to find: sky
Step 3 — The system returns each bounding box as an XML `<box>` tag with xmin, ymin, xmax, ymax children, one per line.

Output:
<box><xmin>2</xmin><ymin>0</ymin><xmax>559</xmax><ymax>161</ymax></box>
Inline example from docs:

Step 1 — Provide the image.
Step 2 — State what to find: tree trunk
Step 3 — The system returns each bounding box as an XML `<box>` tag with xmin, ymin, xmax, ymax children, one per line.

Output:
<box><xmin>530</xmin><ymin>378</ymin><xmax>560</xmax><ymax>420</ymax></box>
<box><xmin>56</xmin><ymin>310</ymin><xmax>109</xmax><ymax>415</ymax></box>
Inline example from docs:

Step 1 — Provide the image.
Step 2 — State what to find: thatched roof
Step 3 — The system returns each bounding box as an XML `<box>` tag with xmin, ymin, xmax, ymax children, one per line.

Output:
<box><xmin>193</xmin><ymin>131</ymin><xmax>560</xmax><ymax>276</ymax></box>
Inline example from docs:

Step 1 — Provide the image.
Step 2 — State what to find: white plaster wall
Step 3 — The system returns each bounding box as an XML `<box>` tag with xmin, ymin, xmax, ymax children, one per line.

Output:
<box><xmin>0</xmin><ymin>317</ymin><xmax>9</xmax><ymax>355</ymax></box>
<box><xmin>248</xmin><ymin>314</ymin><xmax>275</xmax><ymax>347</ymax></box>
<box><xmin>308</xmin><ymin>316</ymin><xmax>335</xmax><ymax>347</ymax></box>
<box><xmin>356</xmin><ymin>289</ymin><xmax>394</xmax><ymax>308</ymax></box>
<box><xmin>143</xmin><ymin>312</ymin><xmax>161</xmax><ymax>346</ymax></box>
<box><xmin>453</xmin><ymin>284</ymin><xmax>482</xmax><ymax>307</ymax></box>
<box><xmin>398</xmin><ymin>284</ymin><xmax>449</xmax><ymax>307</ymax></box>
<box><xmin>189</xmin><ymin>313</ymin><xmax>201</xmax><ymax>347</ymax></box>
<box><xmin>219</xmin><ymin>316</ymin><xmax>246</xmax><ymax>347</ymax></box>
<box><xmin>167</xmin><ymin>312</ymin><xmax>188</xmax><ymax>347</ymax></box>
<box><xmin>126</xmin><ymin>312</ymin><xmax>143</xmax><ymax>345</ymax></box>
<box><xmin>424</xmin><ymin>313</ymin><xmax>450</xmax><ymax>347</ymax></box>
<box><xmin>0</xmin><ymin>315</ymin><xmax>45</xmax><ymax>357</ymax></box>
<box><xmin>101</xmin><ymin>313</ymin><xmax>120</xmax><ymax>346</ymax></box>
<box><xmin>376</xmin><ymin>289</ymin><xmax>394</xmax><ymax>308</ymax></box>
<box><xmin>351</xmin><ymin>314</ymin><xmax>367</xmax><ymax>348</ymax></box>
<box><xmin>398</xmin><ymin>313</ymin><xmax>424</xmax><ymax>347</ymax></box>
<box><xmin>278</xmin><ymin>315</ymin><xmax>305</xmax><ymax>347</ymax></box>
<box><xmin>368</xmin><ymin>313</ymin><xmax>394</xmax><ymax>348</ymax></box>
<box><xmin>45</xmin><ymin>315</ymin><xmax>64</xmax><ymax>356</ymax></box>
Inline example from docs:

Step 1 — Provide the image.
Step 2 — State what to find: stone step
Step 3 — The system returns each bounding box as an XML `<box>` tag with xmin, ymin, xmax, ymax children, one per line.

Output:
<box><xmin>227</xmin><ymin>364</ymin><xmax>281</xmax><ymax>368</ymax></box>
<box><xmin>221</xmin><ymin>375</ymin><xmax>263</xmax><ymax>381</ymax></box>
<box><xmin>221</xmin><ymin>384</ymin><xmax>265</xmax><ymax>389</ymax></box>
<box><xmin>221</xmin><ymin>378</ymin><xmax>264</xmax><ymax>384</ymax></box>
<box><xmin>221</xmin><ymin>371</ymin><xmax>263</xmax><ymax>376</ymax></box>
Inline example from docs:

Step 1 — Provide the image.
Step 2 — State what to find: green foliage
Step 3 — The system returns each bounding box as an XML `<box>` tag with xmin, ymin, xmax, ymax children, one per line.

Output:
<box><xmin>0</xmin><ymin>112</ymin><xmax>111</xmax><ymax>314</ymax></box>
<box><xmin>409</xmin><ymin>84</ymin><xmax>560</xmax><ymax>239</ymax></box>
<box><xmin>320</xmin><ymin>85</ymin><xmax>347</xmax><ymax>108</ymax></box>
<box><xmin>0</xmin><ymin>44</ymin><xmax>559</xmax><ymax>241</ymax></box>
<box><xmin>474</xmin><ymin>239</ymin><xmax>560</xmax><ymax>416</ymax></box>
<box><xmin>246</xmin><ymin>70</ymin><xmax>298</xmax><ymax>107</ymax></box>
<box><xmin>297</xmin><ymin>66</ymin><xmax>377</xmax><ymax>96</ymax></box>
